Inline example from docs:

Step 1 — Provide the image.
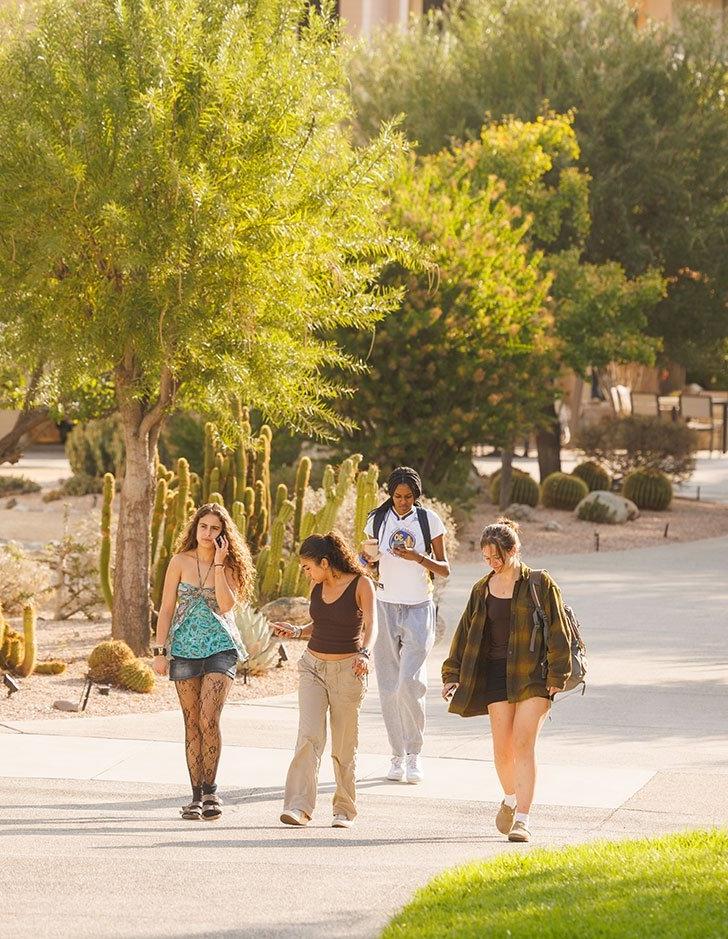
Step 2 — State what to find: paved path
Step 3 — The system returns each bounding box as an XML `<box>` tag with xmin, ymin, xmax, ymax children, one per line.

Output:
<box><xmin>2</xmin><ymin>537</ymin><xmax>728</xmax><ymax>937</ymax></box>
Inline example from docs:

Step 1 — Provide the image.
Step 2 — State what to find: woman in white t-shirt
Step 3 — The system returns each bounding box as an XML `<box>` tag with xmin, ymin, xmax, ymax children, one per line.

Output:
<box><xmin>361</xmin><ymin>466</ymin><xmax>450</xmax><ymax>783</ymax></box>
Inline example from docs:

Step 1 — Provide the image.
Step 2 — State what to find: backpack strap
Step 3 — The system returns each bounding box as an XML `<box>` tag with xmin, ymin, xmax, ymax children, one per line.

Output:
<box><xmin>528</xmin><ymin>570</ymin><xmax>550</xmax><ymax>655</ymax></box>
<box><xmin>415</xmin><ymin>506</ymin><xmax>432</xmax><ymax>556</ymax></box>
<box><xmin>371</xmin><ymin>504</ymin><xmax>389</xmax><ymax>543</ymax></box>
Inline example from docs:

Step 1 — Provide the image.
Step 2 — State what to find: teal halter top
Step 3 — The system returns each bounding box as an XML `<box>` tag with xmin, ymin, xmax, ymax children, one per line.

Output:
<box><xmin>167</xmin><ymin>582</ymin><xmax>248</xmax><ymax>661</ymax></box>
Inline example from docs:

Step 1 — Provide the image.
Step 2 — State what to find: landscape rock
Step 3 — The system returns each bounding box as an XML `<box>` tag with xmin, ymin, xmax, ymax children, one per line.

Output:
<box><xmin>542</xmin><ymin>520</ymin><xmax>563</xmax><ymax>532</ymax></box>
<box><xmin>575</xmin><ymin>491</ymin><xmax>640</xmax><ymax>525</ymax></box>
<box><xmin>260</xmin><ymin>596</ymin><xmax>310</xmax><ymax>627</ymax></box>
<box><xmin>504</xmin><ymin>503</ymin><xmax>538</xmax><ymax>522</ymax></box>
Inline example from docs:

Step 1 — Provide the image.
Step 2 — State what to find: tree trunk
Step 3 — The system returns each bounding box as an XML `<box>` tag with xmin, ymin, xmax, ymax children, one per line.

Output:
<box><xmin>0</xmin><ymin>407</ymin><xmax>51</xmax><ymax>465</ymax></box>
<box><xmin>498</xmin><ymin>448</ymin><xmax>514</xmax><ymax>512</ymax></box>
<box><xmin>536</xmin><ymin>415</ymin><xmax>561</xmax><ymax>481</ymax></box>
<box><xmin>111</xmin><ymin>361</ymin><xmax>175</xmax><ymax>655</ymax></box>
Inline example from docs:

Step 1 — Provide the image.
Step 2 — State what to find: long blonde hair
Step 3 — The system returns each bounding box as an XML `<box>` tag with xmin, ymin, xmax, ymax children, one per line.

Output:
<box><xmin>175</xmin><ymin>503</ymin><xmax>255</xmax><ymax>603</ymax></box>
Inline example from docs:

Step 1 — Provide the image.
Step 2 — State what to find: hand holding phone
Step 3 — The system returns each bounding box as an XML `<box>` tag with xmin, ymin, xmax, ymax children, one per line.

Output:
<box><xmin>442</xmin><ymin>682</ymin><xmax>459</xmax><ymax>701</ymax></box>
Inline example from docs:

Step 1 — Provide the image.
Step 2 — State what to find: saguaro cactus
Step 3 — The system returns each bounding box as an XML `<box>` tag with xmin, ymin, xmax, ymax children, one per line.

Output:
<box><xmin>100</xmin><ymin>472</ymin><xmax>114</xmax><ymax>611</ymax></box>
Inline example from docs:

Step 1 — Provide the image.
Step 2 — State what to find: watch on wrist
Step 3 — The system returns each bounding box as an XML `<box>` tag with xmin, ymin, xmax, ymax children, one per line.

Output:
<box><xmin>152</xmin><ymin>646</ymin><xmax>166</xmax><ymax>657</ymax></box>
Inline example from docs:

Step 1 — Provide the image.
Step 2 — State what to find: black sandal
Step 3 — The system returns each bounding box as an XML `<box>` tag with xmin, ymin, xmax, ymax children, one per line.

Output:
<box><xmin>180</xmin><ymin>800</ymin><xmax>203</xmax><ymax>821</ymax></box>
<box><xmin>202</xmin><ymin>793</ymin><xmax>222</xmax><ymax>821</ymax></box>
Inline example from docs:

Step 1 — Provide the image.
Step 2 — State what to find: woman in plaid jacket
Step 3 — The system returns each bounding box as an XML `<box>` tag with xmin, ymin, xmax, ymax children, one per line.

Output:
<box><xmin>442</xmin><ymin>517</ymin><xmax>572</xmax><ymax>843</ymax></box>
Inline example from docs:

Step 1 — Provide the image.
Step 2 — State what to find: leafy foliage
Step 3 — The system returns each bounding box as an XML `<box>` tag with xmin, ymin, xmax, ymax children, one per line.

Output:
<box><xmin>0</xmin><ymin>475</ymin><xmax>41</xmax><ymax>495</ymax></box>
<box><xmin>350</xmin><ymin>0</ymin><xmax>728</xmax><ymax>381</ymax></box>
<box><xmin>575</xmin><ymin>416</ymin><xmax>697</xmax><ymax>482</ymax></box>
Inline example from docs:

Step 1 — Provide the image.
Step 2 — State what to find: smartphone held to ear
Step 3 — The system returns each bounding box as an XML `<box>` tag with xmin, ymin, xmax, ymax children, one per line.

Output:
<box><xmin>215</xmin><ymin>534</ymin><xmax>225</xmax><ymax>548</ymax></box>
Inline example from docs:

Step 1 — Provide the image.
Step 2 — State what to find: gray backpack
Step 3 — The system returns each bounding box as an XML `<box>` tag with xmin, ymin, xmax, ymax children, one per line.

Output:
<box><xmin>528</xmin><ymin>570</ymin><xmax>587</xmax><ymax>695</ymax></box>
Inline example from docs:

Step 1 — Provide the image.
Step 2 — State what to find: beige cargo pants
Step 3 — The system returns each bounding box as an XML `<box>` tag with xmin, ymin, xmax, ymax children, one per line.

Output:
<box><xmin>283</xmin><ymin>650</ymin><xmax>367</xmax><ymax>820</ymax></box>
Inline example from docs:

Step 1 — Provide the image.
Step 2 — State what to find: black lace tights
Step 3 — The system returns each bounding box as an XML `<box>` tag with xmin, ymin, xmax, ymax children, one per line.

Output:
<box><xmin>175</xmin><ymin>673</ymin><xmax>233</xmax><ymax>796</ymax></box>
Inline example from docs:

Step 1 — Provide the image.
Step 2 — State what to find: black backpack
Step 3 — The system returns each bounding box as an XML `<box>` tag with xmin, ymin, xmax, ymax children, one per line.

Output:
<box><xmin>369</xmin><ymin>503</ymin><xmax>434</xmax><ymax>585</ymax></box>
<box><xmin>528</xmin><ymin>570</ymin><xmax>587</xmax><ymax>695</ymax></box>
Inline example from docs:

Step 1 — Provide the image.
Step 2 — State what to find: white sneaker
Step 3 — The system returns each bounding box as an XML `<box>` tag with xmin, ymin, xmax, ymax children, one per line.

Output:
<box><xmin>405</xmin><ymin>753</ymin><xmax>423</xmax><ymax>784</ymax></box>
<box><xmin>386</xmin><ymin>756</ymin><xmax>405</xmax><ymax>781</ymax></box>
<box><xmin>332</xmin><ymin>814</ymin><xmax>354</xmax><ymax>828</ymax></box>
<box><xmin>280</xmin><ymin>809</ymin><xmax>309</xmax><ymax>826</ymax></box>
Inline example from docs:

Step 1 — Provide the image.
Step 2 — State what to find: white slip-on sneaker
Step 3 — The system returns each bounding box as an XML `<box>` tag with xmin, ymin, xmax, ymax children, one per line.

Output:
<box><xmin>405</xmin><ymin>753</ymin><xmax>423</xmax><ymax>784</ymax></box>
<box><xmin>332</xmin><ymin>815</ymin><xmax>354</xmax><ymax>828</ymax></box>
<box><xmin>386</xmin><ymin>756</ymin><xmax>405</xmax><ymax>781</ymax></box>
<box><xmin>280</xmin><ymin>809</ymin><xmax>309</xmax><ymax>826</ymax></box>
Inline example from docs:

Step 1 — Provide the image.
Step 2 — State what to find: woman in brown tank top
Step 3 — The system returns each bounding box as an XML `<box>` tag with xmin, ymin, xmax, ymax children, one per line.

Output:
<box><xmin>272</xmin><ymin>531</ymin><xmax>377</xmax><ymax>829</ymax></box>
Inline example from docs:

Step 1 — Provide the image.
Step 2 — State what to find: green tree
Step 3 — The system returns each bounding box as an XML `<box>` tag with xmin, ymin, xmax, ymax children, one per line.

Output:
<box><xmin>337</xmin><ymin>149</ymin><xmax>555</xmax><ymax>492</ymax></box>
<box><xmin>0</xmin><ymin>0</ymin><xmax>412</xmax><ymax>651</ymax></box>
<box><xmin>351</xmin><ymin>0</ymin><xmax>728</xmax><ymax>384</ymax></box>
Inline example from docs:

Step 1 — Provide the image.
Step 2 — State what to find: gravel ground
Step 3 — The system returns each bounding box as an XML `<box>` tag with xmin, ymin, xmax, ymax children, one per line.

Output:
<box><xmin>458</xmin><ymin>495</ymin><xmax>728</xmax><ymax>559</ymax></box>
<box><xmin>0</xmin><ymin>614</ymin><xmax>306</xmax><ymax>722</ymax></box>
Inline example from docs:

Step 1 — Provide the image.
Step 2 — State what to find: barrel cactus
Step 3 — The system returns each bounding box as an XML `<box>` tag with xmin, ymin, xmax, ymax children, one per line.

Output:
<box><xmin>88</xmin><ymin>639</ymin><xmax>135</xmax><ymax>682</ymax></box>
<box><xmin>622</xmin><ymin>469</ymin><xmax>672</xmax><ymax>510</ymax></box>
<box><xmin>118</xmin><ymin>659</ymin><xmax>155</xmax><ymax>693</ymax></box>
<box><xmin>572</xmin><ymin>461</ymin><xmax>611</xmax><ymax>493</ymax></box>
<box><xmin>35</xmin><ymin>659</ymin><xmax>68</xmax><ymax>675</ymax></box>
<box><xmin>234</xmin><ymin>605</ymin><xmax>279</xmax><ymax>674</ymax></box>
<box><xmin>490</xmin><ymin>469</ymin><xmax>539</xmax><ymax>508</ymax></box>
<box><xmin>541</xmin><ymin>472</ymin><xmax>589</xmax><ymax>510</ymax></box>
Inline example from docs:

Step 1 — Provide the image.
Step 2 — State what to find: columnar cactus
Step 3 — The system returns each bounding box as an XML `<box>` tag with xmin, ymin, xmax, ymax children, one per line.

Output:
<box><xmin>261</xmin><ymin>500</ymin><xmax>295</xmax><ymax>601</ymax></box>
<box><xmin>16</xmin><ymin>604</ymin><xmax>37</xmax><ymax>678</ymax></box>
<box><xmin>541</xmin><ymin>472</ymin><xmax>589</xmax><ymax>510</ymax></box>
<box><xmin>176</xmin><ymin>458</ymin><xmax>190</xmax><ymax>530</ymax></box>
<box><xmin>151</xmin><ymin>476</ymin><xmax>168</xmax><ymax>562</ymax></box>
<box><xmin>100</xmin><ymin>472</ymin><xmax>114</xmax><ymax>611</ymax></box>
<box><xmin>293</xmin><ymin>456</ymin><xmax>312</xmax><ymax>545</ymax></box>
<box><xmin>354</xmin><ymin>464</ymin><xmax>379</xmax><ymax>547</ymax></box>
<box><xmin>622</xmin><ymin>469</ymin><xmax>672</xmax><ymax>510</ymax></box>
<box><xmin>281</xmin><ymin>554</ymin><xmax>302</xmax><ymax>598</ymax></box>
<box><xmin>203</xmin><ymin>421</ymin><xmax>216</xmax><ymax>501</ymax></box>
<box><xmin>274</xmin><ymin>483</ymin><xmax>289</xmax><ymax>516</ymax></box>
<box><xmin>572</xmin><ymin>461</ymin><xmax>612</xmax><ymax>493</ymax></box>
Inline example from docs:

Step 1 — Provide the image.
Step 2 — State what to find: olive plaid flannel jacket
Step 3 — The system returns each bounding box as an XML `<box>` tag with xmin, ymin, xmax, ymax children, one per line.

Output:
<box><xmin>442</xmin><ymin>563</ymin><xmax>573</xmax><ymax>717</ymax></box>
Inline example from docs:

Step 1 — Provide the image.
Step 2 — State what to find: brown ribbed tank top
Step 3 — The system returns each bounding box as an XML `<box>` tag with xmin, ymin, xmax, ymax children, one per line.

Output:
<box><xmin>308</xmin><ymin>575</ymin><xmax>363</xmax><ymax>655</ymax></box>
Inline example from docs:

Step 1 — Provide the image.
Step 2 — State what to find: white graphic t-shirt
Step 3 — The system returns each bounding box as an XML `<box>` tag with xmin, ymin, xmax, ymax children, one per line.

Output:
<box><xmin>364</xmin><ymin>506</ymin><xmax>446</xmax><ymax>605</ymax></box>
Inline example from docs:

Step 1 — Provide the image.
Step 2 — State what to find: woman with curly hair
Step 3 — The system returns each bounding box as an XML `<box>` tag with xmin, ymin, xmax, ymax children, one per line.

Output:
<box><xmin>153</xmin><ymin>503</ymin><xmax>255</xmax><ymax>821</ymax></box>
<box><xmin>272</xmin><ymin>531</ymin><xmax>377</xmax><ymax>829</ymax></box>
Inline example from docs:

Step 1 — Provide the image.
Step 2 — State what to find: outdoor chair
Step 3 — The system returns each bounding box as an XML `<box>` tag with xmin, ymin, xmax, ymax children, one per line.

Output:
<box><xmin>630</xmin><ymin>392</ymin><xmax>659</xmax><ymax>417</ymax></box>
<box><xmin>609</xmin><ymin>384</ymin><xmax>632</xmax><ymax>416</ymax></box>
<box><xmin>679</xmin><ymin>393</ymin><xmax>716</xmax><ymax>454</ymax></box>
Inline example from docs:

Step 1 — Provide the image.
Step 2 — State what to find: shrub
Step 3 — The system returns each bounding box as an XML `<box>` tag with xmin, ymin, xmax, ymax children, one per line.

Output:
<box><xmin>59</xmin><ymin>473</ymin><xmax>104</xmax><ymax>496</ymax></box>
<box><xmin>489</xmin><ymin>469</ymin><xmax>539</xmax><ymax>508</ymax></box>
<box><xmin>40</xmin><ymin>517</ymin><xmax>106</xmax><ymax>620</ymax></box>
<box><xmin>572</xmin><ymin>460</ymin><xmax>611</xmax><ymax>492</ymax></box>
<box><xmin>157</xmin><ymin>412</ymin><xmax>206</xmax><ymax>476</ymax></box>
<box><xmin>0</xmin><ymin>543</ymin><xmax>52</xmax><ymax>614</ymax></box>
<box><xmin>541</xmin><ymin>472</ymin><xmax>588</xmax><ymax>510</ymax></box>
<box><xmin>0</xmin><ymin>475</ymin><xmax>41</xmax><ymax>495</ymax></box>
<box><xmin>575</xmin><ymin>416</ymin><xmax>697</xmax><ymax>483</ymax></box>
<box><xmin>65</xmin><ymin>415</ymin><xmax>125</xmax><ymax>480</ymax></box>
<box><xmin>88</xmin><ymin>639</ymin><xmax>135</xmax><ymax>682</ymax></box>
<box><xmin>622</xmin><ymin>469</ymin><xmax>672</xmax><ymax>511</ymax></box>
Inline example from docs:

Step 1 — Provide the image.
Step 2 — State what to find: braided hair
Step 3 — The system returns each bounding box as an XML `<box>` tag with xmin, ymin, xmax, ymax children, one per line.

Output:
<box><xmin>370</xmin><ymin>466</ymin><xmax>423</xmax><ymax>519</ymax></box>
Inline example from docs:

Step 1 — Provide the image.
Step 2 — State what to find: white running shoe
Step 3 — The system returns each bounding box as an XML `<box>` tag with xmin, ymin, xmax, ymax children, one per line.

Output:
<box><xmin>332</xmin><ymin>815</ymin><xmax>354</xmax><ymax>828</ymax></box>
<box><xmin>386</xmin><ymin>756</ymin><xmax>405</xmax><ymax>781</ymax></box>
<box><xmin>405</xmin><ymin>753</ymin><xmax>423</xmax><ymax>784</ymax></box>
<box><xmin>280</xmin><ymin>809</ymin><xmax>309</xmax><ymax>826</ymax></box>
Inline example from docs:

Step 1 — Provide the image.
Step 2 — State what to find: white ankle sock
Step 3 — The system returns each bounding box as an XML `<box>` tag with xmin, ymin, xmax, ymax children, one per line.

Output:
<box><xmin>515</xmin><ymin>811</ymin><xmax>530</xmax><ymax>826</ymax></box>
<box><xmin>504</xmin><ymin>793</ymin><xmax>517</xmax><ymax>809</ymax></box>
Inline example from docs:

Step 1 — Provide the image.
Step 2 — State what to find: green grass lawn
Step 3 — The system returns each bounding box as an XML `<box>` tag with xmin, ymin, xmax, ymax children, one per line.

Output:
<box><xmin>382</xmin><ymin>830</ymin><xmax>728</xmax><ymax>939</ymax></box>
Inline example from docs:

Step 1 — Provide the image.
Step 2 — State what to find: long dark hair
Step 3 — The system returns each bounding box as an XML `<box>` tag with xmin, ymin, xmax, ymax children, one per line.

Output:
<box><xmin>299</xmin><ymin>531</ymin><xmax>365</xmax><ymax>576</ymax></box>
<box><xmin>370</xmin><ymin>465</ymin><xmax>423</xmax><ymax>518</ymax></box>
<box><xmin>175</xmin><ymin>503</ymin><xmax>255</xmax><ymax>602</ymax></box>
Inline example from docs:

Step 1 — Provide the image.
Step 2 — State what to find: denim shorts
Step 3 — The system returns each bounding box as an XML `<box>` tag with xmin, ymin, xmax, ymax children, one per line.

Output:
<box><xmin>169</xmin><ymin>648</ymin><xmax>238</xmax><ymax>682</ymax></box>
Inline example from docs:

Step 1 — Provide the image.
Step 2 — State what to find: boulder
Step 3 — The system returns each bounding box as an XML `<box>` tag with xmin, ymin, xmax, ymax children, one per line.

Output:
<box><xmin>260</xmin><ymin>596</ymin><xmax>310</xmax><ymax>627</ymax></box>
<box><xmin>504</xmin><ymin>503</ymin><xmax>538</xmax><ymax>522</ymax></box>
<box><xmin>542</xmin><ymin>520</ymin><xmax>563</xmax><ymax>532</ymax></box>
<box><xmin>575</xmin><ymin>491</ymin><xmax>640</xmax><ymax>525</ymax></box>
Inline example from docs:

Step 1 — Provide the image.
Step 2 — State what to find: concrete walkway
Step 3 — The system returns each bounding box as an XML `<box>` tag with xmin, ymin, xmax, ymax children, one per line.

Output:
<box><xmin>2</xmin><ymin>536</ymin><xmax>728</xmax><ymax>937</ymax></box>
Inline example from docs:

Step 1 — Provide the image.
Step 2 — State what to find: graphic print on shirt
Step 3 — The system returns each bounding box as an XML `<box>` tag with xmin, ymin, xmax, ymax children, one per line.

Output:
<box><xmin>389</xmin><ymin>528</ymin><xmax>416</xmax><ymax>552</ymax></box>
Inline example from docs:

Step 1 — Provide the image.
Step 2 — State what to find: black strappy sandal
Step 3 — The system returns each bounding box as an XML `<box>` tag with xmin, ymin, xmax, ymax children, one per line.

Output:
<box><xmin>180</xmin><ymin>800</ymin><xmax>203</xmax><ymax>821</ymax></box>
<box><xmin>202</xmin><ymin>793</ymin><xmax>222</xmax><ymax>821</ymax></box>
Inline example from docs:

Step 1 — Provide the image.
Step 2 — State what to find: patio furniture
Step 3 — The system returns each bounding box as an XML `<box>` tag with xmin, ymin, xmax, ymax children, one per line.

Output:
<box><xmin>630</xmin><ymin>392</ymin><xmax>659</xmax><ymax>417</ymax></box>
<box><xmin>609</xmin><ymin>385</ymin><xmax>632</xmax><ymax>416</ymax></box>
<box><xmin>679</xmin><ymin>393</ymin><xmax>717</xmax><ymax>454</ymax></box>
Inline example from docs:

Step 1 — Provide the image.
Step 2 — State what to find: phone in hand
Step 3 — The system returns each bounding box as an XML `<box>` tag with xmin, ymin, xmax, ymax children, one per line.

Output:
<box><xmin>215</xmin><ymin>534</ymin><xmax>224</xmax><ymax>548</ymax></box>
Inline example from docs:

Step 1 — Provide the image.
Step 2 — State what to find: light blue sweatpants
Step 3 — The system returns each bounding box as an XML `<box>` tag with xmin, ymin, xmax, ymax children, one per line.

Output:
<box><xmin>373</xmin><ymin>599</ymin><xmax>436</xmax><ymax>757</ymax></box>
